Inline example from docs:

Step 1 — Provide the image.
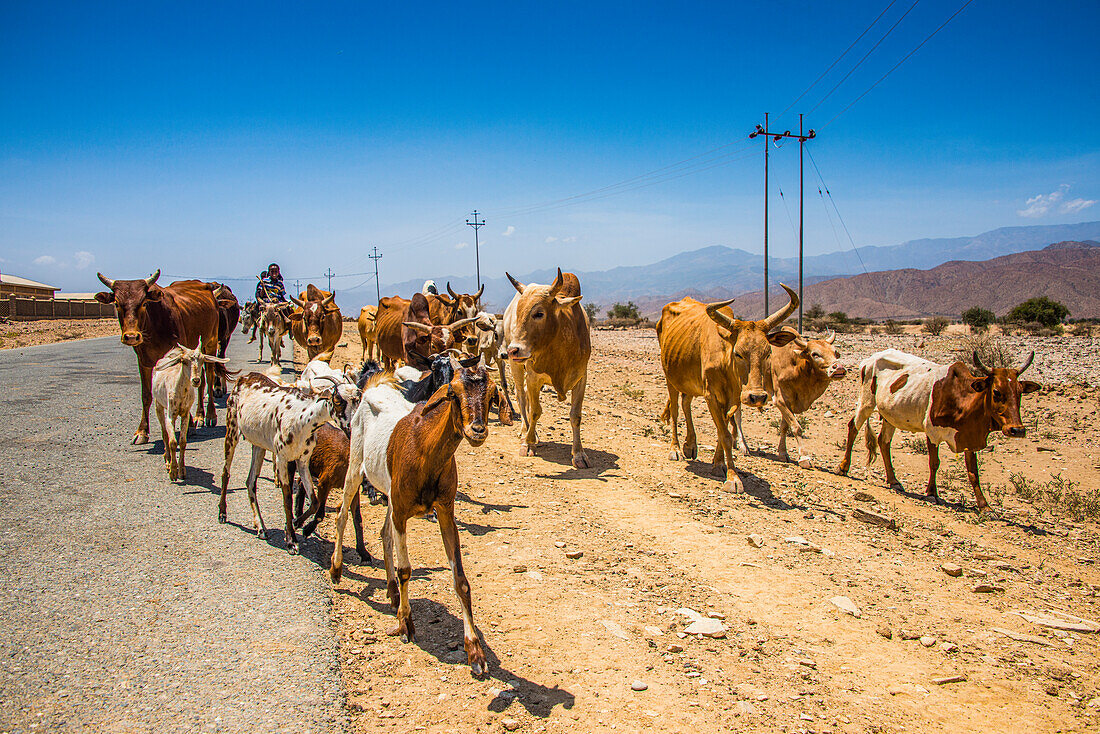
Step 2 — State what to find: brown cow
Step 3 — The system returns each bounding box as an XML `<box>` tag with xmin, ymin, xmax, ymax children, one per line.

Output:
<box><xmin>657</xmin><ymin>285</ymin><xmax>798</xmax><ymax>492</ymax></box>
<box><xmin>375</xmin><ymin>296</ymin><xmax>412</xmax><ymax>369</ymax></box>
<box><xmin>289</xmin><ymin>284</ymin><xmax>343</xmax><ymax>362</ymax></box>
<box><xmin>209</xmin><ymin>282</ymin><xmax>240</xmax><ymax>396</ymax></box>
<box><xmin>402</xmin><ymin>293</ymin><xmax>476</xmax><ymax>371</ymax></box>
<box><xmin>837</xmin><ymin>348</ymin><xmax>1040</xmax><ymax>511</ymax></box>
<box><xmin>765</xmin><ymin>328</ymin><xmax>846</xmax><ymax>467</ymax></box>
<box><xmin>95</xmin><ymin>269</ymin><xmax>221</xmax><ymax>444</ymax></box>
<box><xmin>426</xmin><ymin>283</ymin><xmax>484</xmax><ymax>340</ymax></box>
<box><xmin>358</xmin><ymin>304</ymin><xmax>379</xmax><ymax>362</ymax></box>
<box><xmin>503</xmin><ymin>268</ymin><xmax>591</xmax><ymax>468</ymax></box>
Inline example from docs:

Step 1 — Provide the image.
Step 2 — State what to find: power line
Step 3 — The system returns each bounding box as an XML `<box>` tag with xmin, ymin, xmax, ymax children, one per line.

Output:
<box><xmin>819</xmin><ymin>0</ymin><xmax>976</xmax><ymax>130</ymax></box>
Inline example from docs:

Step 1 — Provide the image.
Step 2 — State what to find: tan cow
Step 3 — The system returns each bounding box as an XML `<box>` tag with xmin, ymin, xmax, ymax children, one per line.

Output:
<box><xmin>765</xmin><ymin>328</ymin><xmax>846</xmax><ymax>467</ymax></box>
<box><xmin>657</xmin><ymin>284</ymin><xmax>798</xmax><ymax>492</ymax></box>
<box><xmin>289</xmin><ymin>284</ymin><xmax>343</xmax><ymax>363</ymax></box>
<box><xmin>358</xmin><ymin>304</ymin><xmax>379</xmax><ymax>362</ymax></box>
<box><xmin>375</xmin><ymin>296</ymin><xmax>412</xmax><ymax>369</ymax></box>
<box><xmin>503</xmin><ymin>268</ymin><xmax>591</xmax><ymax>468</ymax></box>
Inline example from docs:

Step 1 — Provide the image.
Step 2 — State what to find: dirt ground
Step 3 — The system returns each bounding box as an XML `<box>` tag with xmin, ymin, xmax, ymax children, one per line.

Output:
<box><xmin>0</xmin><ymin>318</ymin><xmax>118</xmax><ymax>350</ymax></box>
<box><xmin>279</xmin><ymin>323</ymin><xmax>1099</xmax><ymax>734</ymax></box>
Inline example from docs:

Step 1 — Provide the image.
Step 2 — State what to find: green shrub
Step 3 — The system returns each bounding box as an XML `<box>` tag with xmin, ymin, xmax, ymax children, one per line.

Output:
<box><xmin>1007</xmin><ymin>296</ymin><xmax>1069</xmax><ymax>327</ymax></box>
<box><xmin>607</xmin><ymin>302</ymin><xmax>640</xmax><ymax>320</ymax></box>
<box><xmin>961</xmin><ymin>307</ymin><xmax>995</xmax><ymax>331</ymax></box>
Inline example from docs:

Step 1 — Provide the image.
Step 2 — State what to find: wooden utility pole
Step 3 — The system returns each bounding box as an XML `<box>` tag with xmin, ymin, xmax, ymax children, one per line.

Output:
<box><xmin>466</xmin><ymin>211</ymin><xmax>485</xmax><ymax>290</ymax></box>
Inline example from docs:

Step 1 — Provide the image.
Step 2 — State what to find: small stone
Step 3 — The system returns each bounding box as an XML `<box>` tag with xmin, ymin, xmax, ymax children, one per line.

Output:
<box><xmin>1045</xmin><ymin>683</ymin><xmax>1060</xmax><ymax>697</ymax></box>
<box><xmin>941</xmin><ymin>563</ymin><xmax>963</xmax><ymax>577</ymax></box>
<box><xmin>513</xmin><ymin>565</ymin><xmax>527</xmax><ymax>573</ymax></box>
<box><xmin>1085</xmin><ymin>696</ymin><xmax>1100</xmax><ymax>709</ymax></box>
<box><xmin>851</xmin><ymin>507</ymin><xmax>897</xmax><ymax>530</ymax></box>
<box><xmin>798</xmin><ymin>456</ymin><xmax>813</xmax><ymax>469</ymax></box>
<box><xmin>830</xmin><ymin>596</ymin><xmax>861</xmax><ymax>618</ymax></box>
<box><xmin>554</xmin><ymin>541</ymin><xmax>566</xmax><ymax>548</ymax></box>
<box><xmin>941</xmin><ymin>642</ymin><xmax>958</xmax><ymax>653</ymax></box>
<box><xmin>747</xmin><ymin>534</ymin><xmax>765</xmax><ymax>548</ymax></box>
<box><xmin>824</xmin><ymin>410</ymin><xmax>835</xmax><ymax>418</ymax></box>
<box><xmin>1044</xmin><ymin>662</ymin><xmax>1073</xmax><ymax>681</ymax></box>
<box><xmin>525</xmin><ymin>570</ymin><xmax>544</xmax><ymax>581</ymax></box>
<box><xmin>631</xmin><ymin>680</ymin><xmax>648</xmax><ymax>691</ymax></box>
<box><xmin>565</xmin><ymin>550</ymin><xmax>583</xmax><ymax>559</ymax></box>
<box><xmin>800</xmin><ymin>714</ymin><xmax>814</xmax><ymax>721</ymax></box>
<box><xmin>502</xmin><ymin>718</ymin><xmax>521</xmax><ymax>731</ymax></box>
<box><xmin>899</xmin><ymin>629</ymin><xmax>920</xmax><ymax>640</ymax></box>
<box><xmin>667</xmin><ymin>643</ymin><xmax>684</xmax><ymax>653</ymax></box>
<box><xmin>737</xmin><ymin>701</ymin><xmax>756</xmax><ymax>714</ymax></box>
<box><xmin>798</xmin><ymin>659</ymin><xmax>817</xmax><ymax>669</ymax></box>
<box><xmin>684</xmin><ymin>618</ymin><xmax>727</xmax><ymax>638</ymax></box>
<box><xmin>601</xmin><ymin>620</ymin><xmax>629</xmax><ymax>640</ymax></box>
<box><xmin>973</xmin><ymin>583</ymin><xmax>996</xmax><ymax>593</ymax></box>
<box><xmin>920</xmin><ymin>636</ymin><xmax>937</xmax><ymax>647</ymax></box>
<box><xmin>707</xmin><ymin>611</ymin><xmax>726</xmax><ymax>620</ymax></box>
<box><xmin>644</xmin><ymin>626</ymin><xmax>664</xmax><ymax>637</ymax></box>
<box><xmin>852</xmin><ymin>491</ymin><xmax>876</xmax><ymax>503</ymax></box>
<box><xmin>932</xmin><ymin>674</ymin><xmax>967</xmax><ymax>685</ymax></box>
<box><xmin>877</xmin><ymin>625</ymin><xmax>893</xmax><ymax>640</ymax></box>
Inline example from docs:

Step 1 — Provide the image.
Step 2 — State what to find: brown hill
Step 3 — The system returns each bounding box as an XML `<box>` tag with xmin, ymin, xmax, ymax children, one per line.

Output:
<box><xmin>658</xmin><ymin>241</ymin><xmax>1100</xmax><ymax>321</ymax></box>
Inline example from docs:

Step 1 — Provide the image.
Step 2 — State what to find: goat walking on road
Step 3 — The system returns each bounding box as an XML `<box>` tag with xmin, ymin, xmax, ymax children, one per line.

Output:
<box><xmin>329</xmin><ymin>358</ymin><xmax>509</xmax><ymax>677</ymax></box>
<box><xmin>152</xmin><ymin>345</ymin><xmax>232</xmax><ymax>481</ymax></box>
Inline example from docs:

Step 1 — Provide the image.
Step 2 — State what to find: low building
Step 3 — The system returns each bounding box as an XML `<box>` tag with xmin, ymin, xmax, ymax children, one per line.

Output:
<box><xmin>0</xmin><ymin>274</ymin><xmax>59</xmax><ymax>299</ymax></box>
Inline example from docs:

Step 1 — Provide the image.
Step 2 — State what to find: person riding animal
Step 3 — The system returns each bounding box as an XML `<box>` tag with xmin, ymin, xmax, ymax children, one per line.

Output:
<box><xmin>249</xmin><ymin>263</ymin><xmax>288</xmax><ymax>343</ymax></box>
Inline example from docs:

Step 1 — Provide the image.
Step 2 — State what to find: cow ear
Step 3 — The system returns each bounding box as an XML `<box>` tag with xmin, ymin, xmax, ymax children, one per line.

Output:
<box><xmin>970</xmin><ymin>377</ymin><xmax>990</xmax><ymax>393</ymax></box>
<box><xmin>144</xmin><ymin>286</ymin><xmax>163</xmax><ymax>302</ymax></box>
<box><xmin>288</xmin><ymin>312</ymin><xmax>304</xmax><ymax>322</ymax></box>
<box><xmin>555</xmin><ymin>295</ymin><xmax>582</xmax><ymax>307</ymax></box>
<box><xmin>94</xmin><ymin>291</ymin><xmax>114</xmax><ymax>304</ymax></box>
<box><xmin>766</xmin><ymin>330</ymin><xmax>798</xmax><ymax>347</ymax></box>
<box><xmin>1020</xmin><ymin>380</ymin><xmax>1041</xmax><ymax>395</ymax></box>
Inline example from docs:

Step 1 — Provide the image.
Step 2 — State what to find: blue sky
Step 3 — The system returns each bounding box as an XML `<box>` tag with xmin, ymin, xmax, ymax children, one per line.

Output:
<box><xmin>2</xmin><ymin>0</ymin><xmax>1097</xmax><ymax>298</ymax></box>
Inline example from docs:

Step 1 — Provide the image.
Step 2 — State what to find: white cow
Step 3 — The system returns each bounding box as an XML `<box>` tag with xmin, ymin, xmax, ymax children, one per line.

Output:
<box><xmin>152</xmin><ymin>345</ymin><xmax>230</xmax><ymax>481</ymax></box>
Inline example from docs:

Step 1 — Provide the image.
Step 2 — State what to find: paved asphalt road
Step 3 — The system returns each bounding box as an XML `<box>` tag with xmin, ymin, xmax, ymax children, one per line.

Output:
<box><xmin>0</xmin><ymin>335</ymin><xmax>344</xmax><ymax>733</ymax></box>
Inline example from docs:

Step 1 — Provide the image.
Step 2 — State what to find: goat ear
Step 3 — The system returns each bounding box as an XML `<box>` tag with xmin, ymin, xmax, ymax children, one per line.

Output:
<box><xmin>288</xmin><ymin>311</ymin><xmax>303</xmax><ymax>322</ymax></box>
<box><xmin>1021</xmin><ymin>380</ymin><xmax>1041</xmax><ymax>395</ymax></box>
<box><xmin>202</xmin><ymin>354</ymin><xmax>231</xmax><ymax>364</ymax></box>
<box><xmin>94</xmin><ymin>291</ymin><xmax>114</xmax><ymax>304</ymax></box>
<box><xmin>555</xmin><ymin>295</ymin><xmax>582</xmax><ymax>308</ymax></box>
<box><xmin>970</xmin><ymin>377</ymin><xmax>990</xmax><ymax>393</ymax></box>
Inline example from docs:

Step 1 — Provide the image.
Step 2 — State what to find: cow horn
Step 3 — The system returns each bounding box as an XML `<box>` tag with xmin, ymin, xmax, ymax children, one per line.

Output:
<box><xmin>506</xmin><ymin>272</ymin><xmax>525</xmax><ymax>294</ymax></box>
<box><xmin>473</xmin><ymin>284</ymin><xmax>484</xmax><ymax>301</ymax></box>
<box><xmin>403</xmin><ymin>321</ymin><xmax>433</xmax><ymax>334</ymax></box>
<box><xmin>972</xmin><ymin>350</ymin><xmax>992</xmax><ymax>376</ymax></box>
<box><xmin>704</xmin><ymin>298</ymin><xmax>737</xmax><ymax>330</ymax></box>
<box><xmin>763</xmin><ymin>283</ymin><xmax>799</xmax><ymax>330</ymax></box>
<box><xmin>548</xmin><ymin>268</ymin><xmax>564</xmax><ymax>298</ymax></box>
<box><xmin>1016</xmin><ymin>350</ymin><xmax>1034</xmax><ymax>376</ymax></box>
<box><xmin>447</xmin><ymin>282</ymin><xmax>460</xmax><ymax>299</ymax></box>
<box><xmin>97</xmin><ymin>272</ymin><xmax>116</xmax><ymax>289</ymax></box>
<box><xmin>322</xmin><ymin>292</ymin><xmax>335</xmax><ymax>307</ymax></box>
<box><xmin>825</xmin><ymin>329</ymin><xmax>836</xmax><ymax>344</ymax></box>
<box><xmin>144</xmin><ymin>269</ymin><xmax>161</xmax><ymax>287</ymax></box>
<box><xmin>211</xmin><ymin>285</ymin><xmax>224</xmax><ymax>299</ymax></box>
<box><xmin>289</xmin><ymin>293</ymin><xmax>305</xmax><ymax>308</ymax></box>
<box><xmin>450</xmin><ymin>316</ymin><xmax>477</xmax><ymax>330</ymax></box>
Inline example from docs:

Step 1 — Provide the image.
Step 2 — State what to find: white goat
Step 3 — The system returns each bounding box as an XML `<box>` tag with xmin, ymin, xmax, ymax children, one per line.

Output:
<box><xmin>299</xmin><ymin>359</ymin><xmax>362</xmax><ymax>431</ymax></box>
<box><xmin>218</xmin><ymin>371</ymin><xmax>357</xmax><ymax>554</ymax></box>
<box><xmin>472</xmin><ymin>311</ymin><xmax>514</xmax><ymax>420</ymax></box>
<box><xmin>152</xmin><ymin>345</ymin><xmax>230</xmax><ymax>481</ymax></box>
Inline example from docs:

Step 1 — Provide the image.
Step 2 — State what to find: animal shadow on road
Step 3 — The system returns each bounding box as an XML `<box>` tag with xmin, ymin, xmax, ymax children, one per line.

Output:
<box><xmin>457</xmin><ymin>491</ymin><xmax>526</xmax><ymax>515</ymax></box>
<box><xmin>531</xmin><ymin>443</ymin><xmax>620</xmax><ymax>480</ymax></box>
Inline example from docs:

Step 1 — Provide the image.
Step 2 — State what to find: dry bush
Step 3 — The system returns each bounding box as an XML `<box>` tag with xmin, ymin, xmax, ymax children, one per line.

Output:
<box><xmin>1070</xmin><ymin>322</ymin><xmax>1093</xmax><ymax>337</ymax></box>
<box><xmin>883</xmin><ymin>320</ymin><xmax>903</xmax><ymax>335</ymax></box>
<box><xmin>1010</xmin><ymin>472</ymin><xmax>1100</xmax><ymax>521</ymax></box>
<box><xmin>922</xmin><ymin>316</ymin><xmax>949</xmax><ymax>336</ymax></box>
<box><xmin>954</xmin><ymin>331</ymin><xmax>1013</xmax><ymax>369</ymax></box>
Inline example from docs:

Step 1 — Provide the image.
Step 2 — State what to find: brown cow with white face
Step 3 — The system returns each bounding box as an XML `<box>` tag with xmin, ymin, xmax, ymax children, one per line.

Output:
<box><xmin>288</xmin><ymin>284</ymin><xmax>343</xmax><ymax>363</ymax></box>
<box><xmin>764</xmin><ymin>328</ymin><xmax>847</xmax><ymax>467</ymax></box>
<box><xmin>503</xmin><ymin>268</ymin><xmax>591</xmax><ymax>468</ymax></box>
<box><xmin>95</xmin><ymin>269</ymin><xmax>221</xmax><ymax>444</ymax></box>
<box><xmin>402</xmin><ymin>293</ymin><xmax>476</xmax><ymax>371</ymax></box>
<box><xmin>657</xmin><ymin>285</ymin><xmax>799</xmax><ymax>492</ymax></box>
<box><xmin>837</xmin><ymin>348</ymin><xmax>1040</xmax><ymax>511</ymax></box>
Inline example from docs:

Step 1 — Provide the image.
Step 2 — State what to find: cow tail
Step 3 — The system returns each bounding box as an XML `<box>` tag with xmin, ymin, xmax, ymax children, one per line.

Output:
<box><xmin>660</xmin><ymin>398</ymin><xmax>671</xmax><ymax>425</ymax></box>
<box><xmin>863</xmin><ymin>416</ymin><xmax>878</xmax><ymax>466</ymax></box>
<box><xmin>213</xmin><ymin>362</ymin><xmax>239</xmax><ymax>386</ymax></box>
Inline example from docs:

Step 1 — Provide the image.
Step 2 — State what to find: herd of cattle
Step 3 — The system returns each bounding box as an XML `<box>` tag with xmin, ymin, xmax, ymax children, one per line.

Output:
<box><xmin>92</xmin><ymin>266</ymin><xmax>1041</xmax><ymax>675</ymax></box>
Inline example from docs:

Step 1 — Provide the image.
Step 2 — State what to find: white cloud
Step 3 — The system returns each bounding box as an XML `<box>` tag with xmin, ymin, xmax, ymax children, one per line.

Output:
<box><xmin>1018</xmin><ymin>184</ymin><xmax>1080</xmax><ymax>218</ymax></box>
<box><xmin>455</xmin><ymin>241</ymin><xmax>469</xmax><ymax>249</ymax></box>
<box><xmin>73</xmin><ymin>251</ymin><xmax>94</xmax><ymax>269</ymax></box>
<box><xmin>562</xmin><ymin>235</ymin><xmax>577</xmax><ymax>243</ymax></box>
<box><xmin>502</xmin><ymin>225</ymin><xmax>515</xmax><ymax>237</ymax></box>
<box><xmin>1061</xmin><ymin>197</ymin><xmax>1096</xmax><ymax>214</ymax></box>
<box><xmin>545</xmin><ymin>236</ymin><xmax>558</xmax><ymax>243</ymax></box>
<box><xmin>33</xmin><ymin>255</ymin><xmax>57</xmax><ymax>265</ymax></box>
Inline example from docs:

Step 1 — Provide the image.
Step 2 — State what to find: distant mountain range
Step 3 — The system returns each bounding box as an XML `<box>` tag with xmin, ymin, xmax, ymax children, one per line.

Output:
<box><xmin>364</xmin><ymin>220</ymin><xmax>1100</xmax><ymax>317</ymax></box>
<box><xmin>728</xmin><ymin>240</ymin><xmax>1100</xmax><ymax>320</ymax></box>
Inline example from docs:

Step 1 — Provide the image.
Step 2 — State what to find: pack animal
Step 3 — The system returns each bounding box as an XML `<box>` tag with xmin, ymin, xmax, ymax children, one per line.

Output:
<box><xmin>837</xmin><ymin>349</ymin><xmax>1040</xmax><ymax>511</ymax></box>
<box><xmin>259</xmin><ymin>302</ymin><xmax>293</xmax><ymax>367</ymax></box>
<box><xmin>95</xmin><ymin>269</ymin><xmax>222</xmax><ymax>444</ymax></box>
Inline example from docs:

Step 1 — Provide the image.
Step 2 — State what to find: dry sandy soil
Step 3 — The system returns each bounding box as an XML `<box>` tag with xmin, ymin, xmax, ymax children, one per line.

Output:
<box><xmin>280</xmin><ymin>324</ymin><xmax>1100</xmax><ymax>734</ymax></box>
<box><xmin>0</xmin><ymin>318</ymin><xmax>118</xmax><ymax>350</ymax></box>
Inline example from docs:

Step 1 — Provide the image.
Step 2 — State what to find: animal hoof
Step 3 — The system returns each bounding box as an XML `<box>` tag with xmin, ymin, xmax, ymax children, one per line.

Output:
<box><xmin>683</xmin><ymin>445</ymin><xmax>697</xmax><ymax>460</ymax></box>
<box><xmin>572</xmin><ymin>452</ymin><xmax>590</xmax><ymax>469</ymax></box>
<box><xmin>889</xmin><ymin>483</ymin><xmax>904</xmax><ymax>492</ymax></box>
<box><xmin>218</xmin><ymin>512</ymin><xmax>227</xmax><ymax>524</ymax></box>
<box><xmin>836</xmin><ymin>464</ymin><xmax>850</xmax><ymax>477</ymax></box>
<box><xmin>722</xmin><ymin>477</ymin><xmax>745</xmax><ymax>494</ymax></box>
<box><xmin>287</xmin><ymin>544</ymin><xmax>298</xmax><ymax>555</ymax></box>
<box><xmin>168</xmin><ymin>468</ymin><xmax>178</xmax><ymax>481</ymax></box>
<box><xmin>178</xmin><ymin>467</ymin><xmax>187</xmax><ymax>481</ymax></box>
<box><xmin>466</xmin><ymin>638</ymin><xmax>488</xmax><ymax>678</ymax></box>
<box><xmin>357</xmin><ymin>548</ymin><xmax>374</xmax><ymax>567</ymax></box>
<box><xmin>710</xmin><ymin>465</ymin><xmax>727</xmax><ymax>479</ymax></box>
<box><xmin>668</xmin><ymin>449</ymin><xmax>681</xmax><ymax>461</ymax></box>
<box><xmin>797</xmin><ymin>456</ymin><xmax>813</xmax><ymax>469</ymax></box>
<box><xmin>328</xmin><ymin>564</ymin><xmax>342</xmax><ymax>584</ymax></box>
<box><xmin>213</xmin><ymin>386</ymin><xmax>224</xmax><ymax>398</ymax></box>
<box><xmin>205</xmin><ymin>415</ymin><xmax>217</xmax><ymax>428</ymax></box>
<box><xmin>131</xmin><ymin>432</ymin><xmax>149</xmax><ymax>445</ymax></box>
<box><xmin>523</xmin><ymin>444</ymin><xmax>536</xmax><ymax>457</ymax></box>
<box><xmin>777</xmin><ymin>453</ymin><xmax>790</xmax><ymax>464</ymax></box>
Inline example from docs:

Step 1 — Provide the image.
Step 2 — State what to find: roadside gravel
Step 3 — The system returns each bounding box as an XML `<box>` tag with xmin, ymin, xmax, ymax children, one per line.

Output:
<box><xmin>0</xmin><ymin>336</ymin><xmax>344</xmax><ymax>733</ymax></box>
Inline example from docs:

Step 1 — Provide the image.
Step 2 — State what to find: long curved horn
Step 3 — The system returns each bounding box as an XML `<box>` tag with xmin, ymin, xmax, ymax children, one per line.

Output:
<box><xmin>548</xmin><ymin>268</ymin><xmax>564</xmax><ymax>298</ymax></box>
<box><xmin>447</xmin><ymin>282</ymin><xmax>460</xmax><ymax>299</ymax></box>
<box><xmin>473</xmin><ymin>284</ymin><xmax>484</xmax><ymax>301</ymax></box>
<box><xmin>403</xmin><ymin>321</ymin><xmax>433</xmax><ymax>334</ymax></box>
<box><xmin>144</xmin><ymin>269</ymin><xmax>161</xmax><ymax>287</ymax></box>
<box><xmin>825</xmin><ymin>329</ymin><xmax>835</xmax><ymax>344</ymax></box>
<box><xmin>450</xmin><ymin>316</ymin><xmax>477</xmax><ymax>330</ymax></box>
<box><xmin>763</xmin><ymin>283</ymin><xmax>799</xmax><ymax>330</ymax></box>
<box><xmin>289</xmin><ymin>293</ymin><xmax>305</xmax><ymax>308</ymax></box>
<box><xmin>97</xmin><ymin>272</ymin><xmax>116</xmax><ymax>289</ymax></box>
<box><xmin>322</xmin><ymin>292</ymin><xmax>335</xmax><ymax>306</ymax></box>
<box><xmin>704</xmin><ymin>298</ymin><xmax>737</xmax><ymax>330</ymax></box>
<box><xmin>972</xmin><ymin>350</ymin><xmax>992</xmax><ymax>376</ymax></box>
<box><xmin>1016</xmin><ymin>350</ymin><xmax>1035</xmax><ymax>376</ymax></box>
<box><xmin>506</xmin><ymin>272</ymin><xmax>525</xmax><ymax>293</ymax></box>
<box><xmin>211</xmin><ymin>285</ymin><xmax>224</xmax><ymax>299</ymax></box>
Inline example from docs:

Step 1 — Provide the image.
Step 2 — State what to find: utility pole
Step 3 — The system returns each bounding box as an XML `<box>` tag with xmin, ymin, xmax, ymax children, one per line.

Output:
<box><xmin>368</xmin><ymin>247</ymin><xmax>382</xmax><ymax>303</ymax></box>
<box><xmin>324</xmin><ymin>268</ymin><xmax>335</xmax><ymax>292</ymax></box>
<box><xmin>294</xmin><ymin>279</ymin><xmax>301</xmax><ymax>295</ymax></box>
<box><xmin>749</xmin><ymin>115</ymin><xmax>815</xmax><ymax>325</ymax></box>
<box><xmin>466</xmin><ymin>210</ymin><xmax>485</xmax><ymax>290</ymax></box>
